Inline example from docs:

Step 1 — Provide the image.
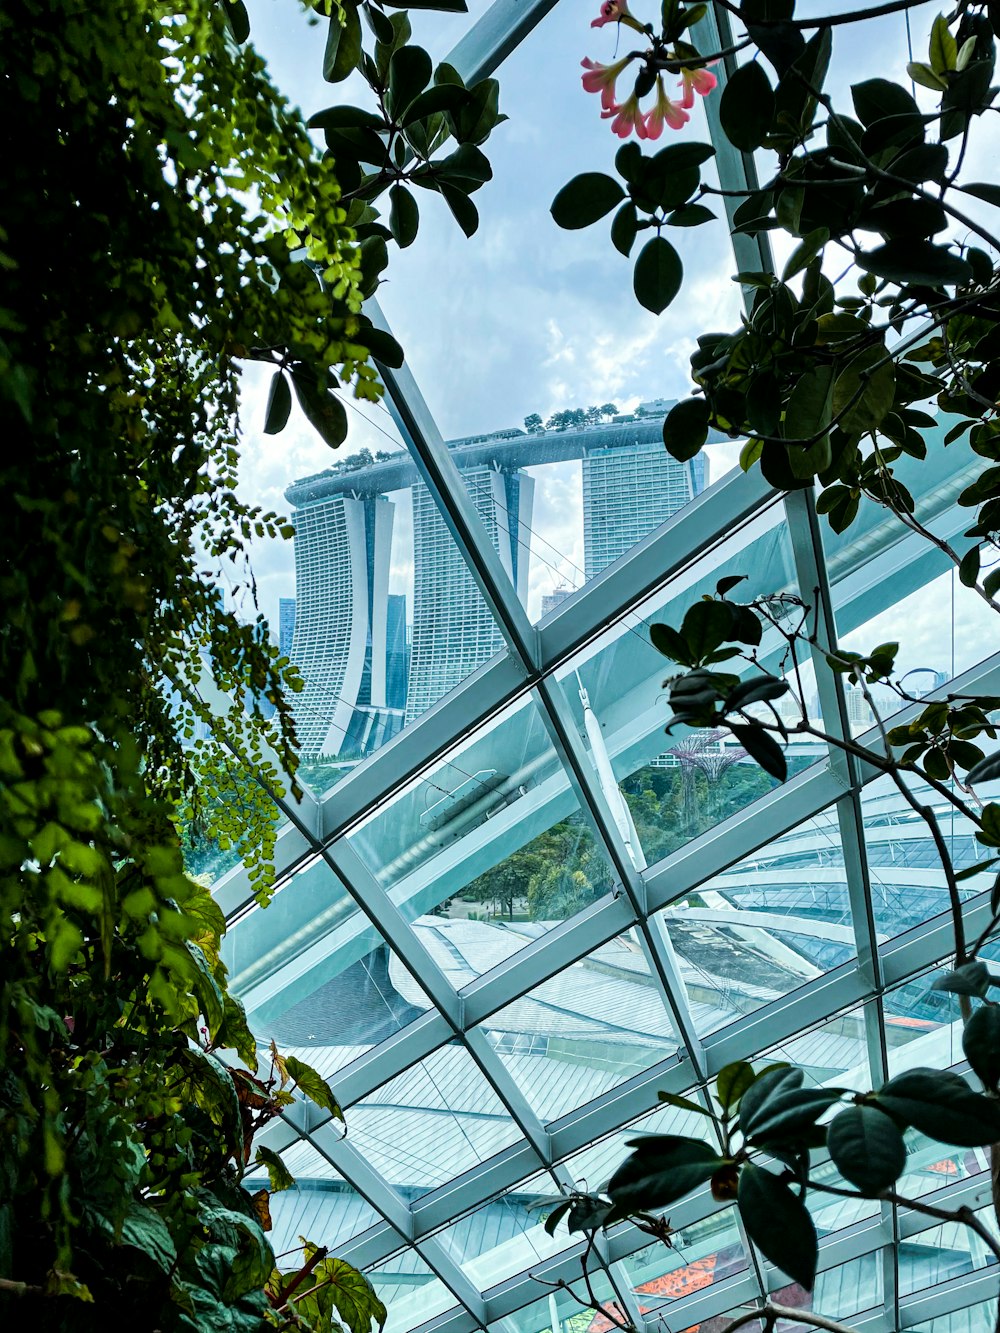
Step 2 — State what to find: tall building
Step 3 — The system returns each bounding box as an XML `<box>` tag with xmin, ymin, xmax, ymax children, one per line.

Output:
<box><xmin>405</xmin><ymin>465</ymin><xmax>534</xmax><ymax>724</ymax></box>
<box><xmin>540</xmin><ymin>585</ymin><xmax>572</xmax><ymax>618</ymax></box>
<box><xmin>385</xmin><ymin>593</ymin><xmax>409</xmax><ymax>713</ymax></box>
<box><xmin>278</xmin><ymin>597</ymin><xmax>296</xmax><ymax>659</ymax></box>
<box><xmin>284</xmin><ymin>486</ymin><xmax>395</xmax><ymax>759</ymax></box>
<box><xmin>583</xmin><ymin>444</ymin><xmax>707</xmax><ymax>579</ymax></box>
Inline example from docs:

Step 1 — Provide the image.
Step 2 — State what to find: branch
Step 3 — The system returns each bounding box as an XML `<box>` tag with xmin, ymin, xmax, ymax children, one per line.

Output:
<box><xmin>713</xmin><ymin>0</ymin><xmax>946</xmax><ymax>28</ymax></box>
<box><xmin>0</xmin><ymin>1278</ymin><xmax>44</xmax><ymax>1297</ymax></box>
<box><xmin>884</xmin><ymin>1190</ymin><xmax>1000</xmax><ymax>1265</ymax></box>
<box><xmin>721</xmin><ymin>1303</ymin><xmax>860</xmax><ymax>1333</ymax></box>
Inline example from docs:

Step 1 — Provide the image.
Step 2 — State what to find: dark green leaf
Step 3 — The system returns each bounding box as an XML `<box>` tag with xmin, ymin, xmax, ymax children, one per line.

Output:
<box><xmin>360</xmin><ymin>326</ymin><xmax>405</xmax><ymax>369</ymax></box>
<box><xmin>738</xmin><ymin>1065</ymin><xmax>802</xmax><ymax>1137</ymax></box>
<box><xmin>857</xmin><ymin>239</ymin><xmax>972</xmax><ymax>287</ymax></box>
<box><xmin>782</xmin><ymin>227</ymin><xmax>829</xmax><ymax>281</ymax></box>
<box><xmin>324</xmin><ymin>5</ymin><xmax>363</xmax><ymax>83</ymax></box>
<box><xmin>633</xmin><ymin>236</ymin><xmax>683</xmax><ymax>315</ymax></box>
<box><xmin>832</xmin><ymin>344</ymin><xmax>895</xmax><ymax>435</ymax></box>
<box><xmin>222</xmin><ymin>0</ymin><xmax>250</xmax><ymax>43</ymax></box>
<box><xmin>876</xmin><ymin>1066</ymin><xmax>1000</xmax><ymax>1146</ymax></box>
<box><xmin>308</xmin><ymin>106</ymin><xmax>388</xmax><ymax>133</ymax></box>
<box><xmin>119</xmin><ymin>1201</ymin><xmax>177</xmax><ymax>1271</ymax></box>
<box><xmin>285</xmin><ymin>1055</ymin><xmax>343</xmax><ymax>1119</ymax></box>
<box><xmin>388</xmin><ymin>185</ymin><xmax>419</xmax><ymax>248</ymax></box>
<box><xmin>611</xmin><ymin>203</ymin><xmax>639</xmax><ymax>256</ymax></box>
<box><xmin>650</xmin><ymin>622</ymin><xmax>692</xmax><ymax>664</ymax></box>
<box><xmin>720</xmin><ymin>61</ymin><xmax>775</xmax><ymax>151</ymax></box>
<box><xmin>381</xmin><ymin>0</ymin><xmax>467</xmax><ymax>9</ymax></box>
<box><xmin>663</xmin><ymin>398</ymin><xmax>710</xmax><ymax>462</ymax></box>
<box><xmin>965</xmin><ymin>1004</ymin><xmax>1000</xmax><ymax>1090</ymax></box>
<box><xmin>440</xmin><ymin>182</ymin><xmax>479</xmax><ymax>237</ymax></box>
<box><xmin>400</xmin><ymin>83</ymin><xmax>469</xmax><ymax>125</ymax></box>
<box><xmin>681</xmin><ymin>599</ymin><xmax>735</xmax><ymax>662</ymax></box>
<box><xmin>738</xmin><ymin>1163</ymin><xmax>817</xmax><ymax>1290</ymax></box>
<box><xmin>543</xmin><ymin>1200</ymin><xmax>573</xmax><ymax>1236</ymax></box>
<box><xmin>826</xmin><ymin>1104</ymin><xmax>906</xmax><ymax>1195</ymax></box>
<box><xmin>785</xmin><ymin>364</ymin><xmax>834</xmax><ymax>444</ymax></box>
<box><xmin>729</xmin><ymin>723</ymin><xmax>787</xmax><ymax>781</ymax></box>
<box><xmin>607</xmin><ymin>1135</ymin><xmax>728</xmax><ymax>1211</ymax></box>
<box><xmin>254</xmin><ymin>1145</ymin><xmax>295</xmax><ymax>1193</ymax></box>
<box><xmin>387</xmin><ymin>45</ymin><xmax>433</xmax><ymax>120</ymax></box>
<box><xmin>852</xmin><ymin>78</ymin><xmax>920</xmax><ymax>126</ymax></box>
<box><xmin>667</xmin><ymin>203</ymin><xmax>716</xmax><ymax>227</ymax></box>
<box><xmin>959</xmin><ymin>545</ymin><xmax>981</xmax><ymax>588</ymax></box>
<box><xmin>657</xmin><ymin>1089</ymin><xmax>712</xmax><ymax>1117</ymax></box>
<box><xmin>968</xmin><ymin>752</ymin><xmax>1000</xmax><ymax>786</ymax></box>
<box><xmin>551</xmin><ymin>173</ymin><xmax>626</xmax><ymax>230</ymax></box>
<box><xmin>743</xmin><ymin>1086</ymin><xmax>844</xmax><ymax>1144</ymax></box>
<box><xmin>962</xmin><ymin>182</ymin><xmax>1000</xmax><ymax>207</ymax></box>
<box><xmin>263</xmin><ymin>372</ymin><xmax>291</xmax><ymax>436</ymax></box>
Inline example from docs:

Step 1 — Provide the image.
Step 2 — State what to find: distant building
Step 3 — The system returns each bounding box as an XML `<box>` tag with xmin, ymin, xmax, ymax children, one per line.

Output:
<box><xmin>583</xmin><ymin>446</ymin><xmax>707</xmax><ymax>580</ymax></box>
<box><xmin>385</xmin><ymin>594</ymin><xmax>409</xmax><ymax>713</ymax></box>
<box><xmin>278</xmin><ymin>597</ymin><xmax>296</xmax><ymax>659</ymax></box>
<box><xmin>405</xmin><ymin>466</ymin><xmax>534</xmax><ymax>724</ymax></box>
<box><xmin>540</xmin><ymin>586</ymin><xmax>573</xmax><ymax>619</ymax></box>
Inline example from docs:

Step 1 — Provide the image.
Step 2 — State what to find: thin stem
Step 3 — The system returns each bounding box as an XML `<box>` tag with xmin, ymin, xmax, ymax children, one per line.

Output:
<box><xmin>712</xmin><ymin>0</ymin><xmax>939</xmax><ymax>29</ymax></box>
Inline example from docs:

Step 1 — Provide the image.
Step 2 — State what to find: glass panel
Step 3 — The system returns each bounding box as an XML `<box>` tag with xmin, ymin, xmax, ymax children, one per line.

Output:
<box><xmin>653</xmin><ymin>809</ymin><xmax>858</xmax><ymax>1040</ymax></box>
<box><xmin>436</xmin><ymin>1171</ymin><xmax>574</xmax><ymax>1289</ymax></box>
<box><xmin>376</xmin><ymin>0</ymin><xmax>745</xmax><ymax>623</ymax></box>
<box><xmin>810</xmin><ymin>1254</ymin><xmax>882</xmax><ymax>1321</ymax></box>
<box><xmin>860</xmin><ymin>774</ymin><xmax>995</xmax><ymax>942</ymax></box>
<box><xmin>825</xmin><ymin>417</ymin><xmax>996</xmax><ymax>689</ymax></box>
<box><xmin>900</xmin><ymin>1204</ymin><xmax>999</xmax><ymax>1298</ymax></box>
<box><xmin>493</xmin><ymin>1270</ymin><xmax>622</xmax><ymax>1333</ymax></box>
<box><xmin>480</xmin><ymin>939</ymin><xmax>680</xmax><ymax>1123</ymax></box>
<box><xmin>620</xmin><ymin>1213</ymin><xmax>748</xmax><ymax>1313</ymax></box>
<box><xmin>368</xmin><ymin>1251</ymin><xmax>458</xmax><ymax>1333</ymax></box>
<box><xmin>221</xmin><ymin>855</ymin><xmax>431</xmax><ymax>1061</ymax></box>
<box><xmin>911</xmin><ymin>1298</ymin><xmax>999</xmax><ymax>1333</ymax></box>
<box><xmin>553</xmin><ymin>502</ymin><xmax>826</xmax><ymax>873</ymax></box>
<box><xmin>245</xmin><ymin>1143</ymin><xmax>384</xmax><ymax>1263</ymax></box>
<box><xmin>348</xmin><ymin>691</ymin><xmax>616</xmax><ymax>949</ymax></box>
<box><xmin>351</xmin><ymin>1045</ymin><xmax>522</xmax><ymax>1195</ymax></box>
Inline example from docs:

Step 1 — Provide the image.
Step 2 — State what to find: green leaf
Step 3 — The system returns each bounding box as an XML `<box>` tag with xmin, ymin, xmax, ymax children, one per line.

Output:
<box><xmin>738</xmin><ymin>1065</ymin><xmax>801</xmax><ymax>1136</ymax></box>
<box><xmin>290</xmin><ymin>370</ymin><xmax>348</xmax><ymax>448</ymax></box>
<box><xmin>543</xmin><ymin>1199</ymin><xmax>573</xmax><ymax>1236</ymax></box>
<box><xmin>324</xmin><ymin>4</ymin><xmax>363</xmax><ymax>83</ymax></box>
<box><xmin>388</xmin><ymin>185</ymin><xmax>419</xmax><ymax>248</ymax></box>
<box><xmin>263</xmin><ymin>372</ymin><xmax>291</xmax><ymax>435</ymax></box>
<box><xmin>964</xmin><ymin>1004</ymin><xmax>1000</xmax><ymax>1090</ymax></box>
<box><xmin>119</xmin><ymin>1201</ymin><xmax>178</xmax><ymax>1271</ymax></box>
<box><xmin>285</xmin><ymin>1055</ymin><xmax>343</xmax><ymax>1119</ymax></box>
<box><xmin>716</xmin><ymin>1061</ymin><xmax>757</xmax><ymax>1112</ymax></box>
<box><xmin>907</xmin><ymin>60</ymin><xmax>949</xmax><ymax>91</ymax></box>
<box><xmin>400</xmin><ymin>83</ymin><xmax>469</xmax><ymax>126</ymax></box>
<box><xmin>359</xmin><ymin>326</ymin><xmax>405</xmax><ymax>370</ymax></box>
<box><xmin>720</xmin><ymin>61</ymin><xmax>775</xmax><ymax>151</ymax></box>
<box><xmin>308</xmin><ymin>106</ymin><xmax>387</xmax><ymax>133</ymax></box>
<box><xmin>387</xmin><ymin>46</ymin><xmax>433</xmax><ymax>120</ymax></box>
<box><xmin>657</xmin><ymin>1089</ymin><xmax>712</xmax><ymax>1117</ymax></box>
<box><xmin>738</xmin><ymin>1163</ymin><xmax>817</xmax><ymax>1290</ymax></box>
<box><xmin>852</xmin><ymin>77</ymin><xmax>920</xmax><ymax>126</ymax></box>
<box><xmin>681</xmin><ymin>599</ymin><xmax>736</xmax><ymax>662</ymax></box>
<box><xmin>729</xmin><ymin>723</ymin><xmax>787</xmax><ymax>782</ymax></box>
<box><xmin>663</xmin><ymin>398</ymin><xmax>710</xmax><ymax>462</ymax></box>
<box><xmin>382</xmin><ymin>0</ymin><xmax>466</xmax><ymax>9</ymax></box>
<box><xmin>826</xmin><ymin>1105</ymin><xmax>907</xmax><ymax>1195</ymax></box>
<box><xmin>667</xmin><ymin>203</ymin><xmax>716</xmax><ymax>227</ymax></box>
<box><xmin>222</xmin><ymin>0</ymin><xmax>250</xmax><ymax>43</ymax></box>
<box><xmin>876</xmin><ymin>1067</ymin><xmax>1000</xmax><ymax>1146</ymax></box>
<box><xmin>961</xmin><ymin>182</ymin><xmax>1000</xmax><ymax>208</ymax></box>
<box><xmin>254</xmin><ymin>1145</ymin><xmax>295</xmax><ymax>1193</ymax></box>
<box><xmin>650</xmin><ymin>622</ymin><xmax>692</xmax><ymax>664</ymax></box>
<box><xmin>967</xmin><ymin>752</ymin><xmax>1000</xmax><ymax>785</ymax></box>
<box><xmin>633</xmin><ymin>236</ymin><xmax>683</xmax><ymax>315</ymax></box>
<box><xmin>611</xmin><ymin>203</ymin><xmax>639</xmax><ymax>257</ymax></box>
<box><xmin>742</xmin><ymin>1086</ymin><xmax>844</xmax><ymax>1144</ymax></box>
<box><xmin>550</xmin><ymin>173</ymin><xmax>625</xmax><ymax>230</ymax></box>
<box><xmin>607</xmin><ymin>1135</ymin><xmax>729</xmax><ymax>1211</ymax></box>
<box><xmin>440</xmin><ymin>182</ymin><xmax>479</xmax><ymax>237</ymax></box>
<box><xmin>782</xmin><ymin>227</ymin><xmax>829</xmax><ymax>281</ymax></box>
<box><xmin>930</xmin><ymin>14</ymin><xmax>958</xmax><ymax>76</ymax></box>
<box><xmin>832</xmin><ymin>344</ymin><xmax>894</xmax><ymax>435</ymax></box>
<box><xmin>784</xmin><ymin>364</ymin><xmax>834</xmax><ymax>444</ymax></box>
<box><xmin>857</xmin><ymin>240</ymin><xmax>972</xmax><ymax>287</ymax></box>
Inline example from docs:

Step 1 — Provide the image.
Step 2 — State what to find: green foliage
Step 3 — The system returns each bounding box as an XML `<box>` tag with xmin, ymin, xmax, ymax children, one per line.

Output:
<box><xmin>0</xmin><ymin>0</ymin><xmax>476</xmax><ymax>1325</ymax></box>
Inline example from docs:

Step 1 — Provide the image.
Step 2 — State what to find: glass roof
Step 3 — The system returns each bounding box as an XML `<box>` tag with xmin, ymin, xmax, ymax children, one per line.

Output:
<box><xmin>200</xmin><ymin>2</ymin><xmax>1000</xmax><ymax>1330</ymax></box>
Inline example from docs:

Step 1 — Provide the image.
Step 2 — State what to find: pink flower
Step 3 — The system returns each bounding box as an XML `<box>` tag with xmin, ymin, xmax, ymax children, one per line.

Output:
<box><xmin>643</xmin><ymin>77</ymin><xmax>689</xmax><ymax>137</ymax></box>
<box><xmin>678</xmin><ymin>65</ymin><xmax>718</xmax><ymax>109</ymax></box>
<box><xmin>581</xmin><ymin>56</ymin><xmax>634</xmax><ymax>111</ymax></box>
<box><xmin>602</xmin><ymin>91</ymin><xmax>649</xmax><ymax>138</ymax></box>
<box><xmin>592</xmin><ymin>0</ymin><xmax>632</xmax><ymax>27</ymax></box>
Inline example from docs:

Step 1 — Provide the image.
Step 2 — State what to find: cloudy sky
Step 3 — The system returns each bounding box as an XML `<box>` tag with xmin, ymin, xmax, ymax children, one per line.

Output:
<box><xmin>226</xmin><ymin>0</ymin><xmax>994</xmax><ymax>683</ymax></box>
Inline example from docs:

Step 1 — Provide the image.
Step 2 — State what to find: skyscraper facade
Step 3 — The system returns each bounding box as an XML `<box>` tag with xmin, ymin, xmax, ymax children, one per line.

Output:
<box><xmin>285</xmin><ymin>487</ymin><xmax>394</xmax><ymax>758</ymax></box>
<box><xmin>385</xmin><ymin>593</ymin><xmax>409</xmax><ymax>713</ymax></box>
<box><xmin>582</xmin><ymin>443</ymin><xmax>708</xmax><ymax>580</ymax></box>
<box><xmin>278</xmin><ymin>597</ymin><xmax>296</xmax><ymax>659</ymax></box>
<box><xmin>404</xmin><ymin>466</ymin><xmax>534</xmax><ymax>724</ymax></box>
